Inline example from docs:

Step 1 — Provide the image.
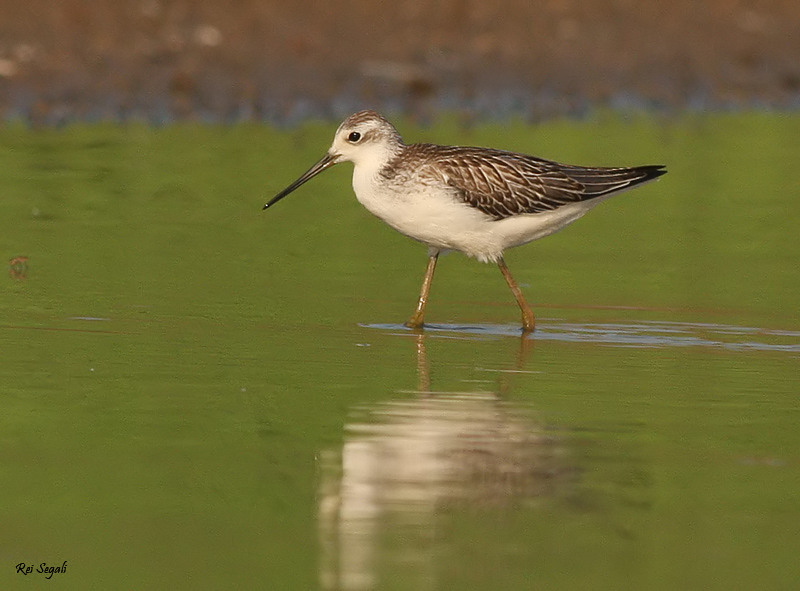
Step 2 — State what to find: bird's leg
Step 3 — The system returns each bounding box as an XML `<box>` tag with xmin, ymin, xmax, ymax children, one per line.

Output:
<box><xmin>405</xmin><ymin>252</ymin><xmax>439</xmax><ymax>329</ymax></box>
<box><xmin>497</xmin><ymin>257</ymin><xmax>535</xmax><ymax>333</ymax></box>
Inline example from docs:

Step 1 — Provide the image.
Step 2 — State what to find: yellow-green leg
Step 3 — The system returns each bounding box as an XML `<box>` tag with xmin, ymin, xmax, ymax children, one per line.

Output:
<box><xmin>498</xmin><ymin>257</ymin><xmax>535</xmax><ymax>332</ymax></box>
<box><xmin>405</xmin><ymin>252</ymin><xmax>439</xmax><ymax>329</ymax></box>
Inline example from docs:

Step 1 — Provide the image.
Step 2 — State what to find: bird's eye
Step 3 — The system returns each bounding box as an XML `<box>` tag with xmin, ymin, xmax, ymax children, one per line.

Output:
<box><xmin>347</xmin><ymin>131</ymin><xmax>361</xmax><ymax>143</ymax></box>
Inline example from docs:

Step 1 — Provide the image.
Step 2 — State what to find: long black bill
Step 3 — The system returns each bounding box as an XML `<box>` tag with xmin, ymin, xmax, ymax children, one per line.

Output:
<box><xmin>263</xmin><ymin>153</ymin><xmax>337</xmax><ymax>210</ymax></box>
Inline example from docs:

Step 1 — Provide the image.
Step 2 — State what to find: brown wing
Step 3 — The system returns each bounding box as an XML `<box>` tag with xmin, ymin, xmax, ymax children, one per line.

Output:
<box><xmin>411</xmin><ymin>144</ymin><xmax>665</xmax><ymax>220</ymax></box>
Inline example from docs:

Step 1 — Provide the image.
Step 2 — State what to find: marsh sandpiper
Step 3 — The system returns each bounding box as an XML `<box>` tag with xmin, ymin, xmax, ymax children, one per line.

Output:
<box><xmin>264</xmin><ymin>110</ymin><xmax>666</xmax><ymax>332</ymax></box>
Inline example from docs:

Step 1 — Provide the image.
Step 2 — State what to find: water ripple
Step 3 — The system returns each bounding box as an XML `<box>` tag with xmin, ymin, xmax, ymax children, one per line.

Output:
<box><xmin>362</xmin><ymin>321</ymin><xmax>800</xmax><ymax>353</ymax></box>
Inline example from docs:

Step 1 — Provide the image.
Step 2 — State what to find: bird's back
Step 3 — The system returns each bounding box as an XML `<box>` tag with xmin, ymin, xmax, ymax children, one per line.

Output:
<box><xmin>387</xmin><ymin>143</ymin><xmax>665</xmax><ymax>220</ymax></box>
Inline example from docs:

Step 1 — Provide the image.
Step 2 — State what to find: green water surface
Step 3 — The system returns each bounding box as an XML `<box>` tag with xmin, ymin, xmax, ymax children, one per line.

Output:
<box><xmin>1</xmin><ymin>113</ymin><xmax>798</xmax><ymax>590</ymax></box>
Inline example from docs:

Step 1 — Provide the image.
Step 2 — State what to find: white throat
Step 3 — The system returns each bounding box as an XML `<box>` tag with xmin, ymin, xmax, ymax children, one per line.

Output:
<box><xmin>349</xmin><ymin>142</ymin><xmax>401</xmax><ymax>202</ymax></box>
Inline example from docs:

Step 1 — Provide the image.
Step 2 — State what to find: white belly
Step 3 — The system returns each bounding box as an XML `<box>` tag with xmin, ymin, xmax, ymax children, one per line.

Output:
<box><xmin>352</xmin><ymin>169</ymin><xmax>607</xmax><ymax>263</ymax></box>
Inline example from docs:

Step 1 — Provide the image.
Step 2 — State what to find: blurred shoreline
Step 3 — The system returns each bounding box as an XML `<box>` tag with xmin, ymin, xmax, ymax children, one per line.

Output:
<box><xmin>1</xmin><ymin>0</ymin><xmax>799</xmax><ymax>125</ymax></box>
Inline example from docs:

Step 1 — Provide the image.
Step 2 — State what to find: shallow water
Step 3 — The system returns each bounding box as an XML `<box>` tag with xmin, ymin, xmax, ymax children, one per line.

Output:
<box><xmin>1</xmin><ymin>113</ymin><xmax>799</xmax><ymax>589</ymax></box>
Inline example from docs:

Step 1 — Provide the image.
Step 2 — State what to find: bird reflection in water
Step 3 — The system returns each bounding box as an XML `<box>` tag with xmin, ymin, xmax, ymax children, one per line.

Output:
<box><xmin>318</xmin><ymin>333</ymin><xmax>574</xmax><ymax>590</ymax></box>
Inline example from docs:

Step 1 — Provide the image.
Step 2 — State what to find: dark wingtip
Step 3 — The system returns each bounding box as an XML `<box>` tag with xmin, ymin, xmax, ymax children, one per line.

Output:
<box><xmin>649</xmin><ymin>165</ymin><xmax>668</xmax><ymax>179</ymax></box>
